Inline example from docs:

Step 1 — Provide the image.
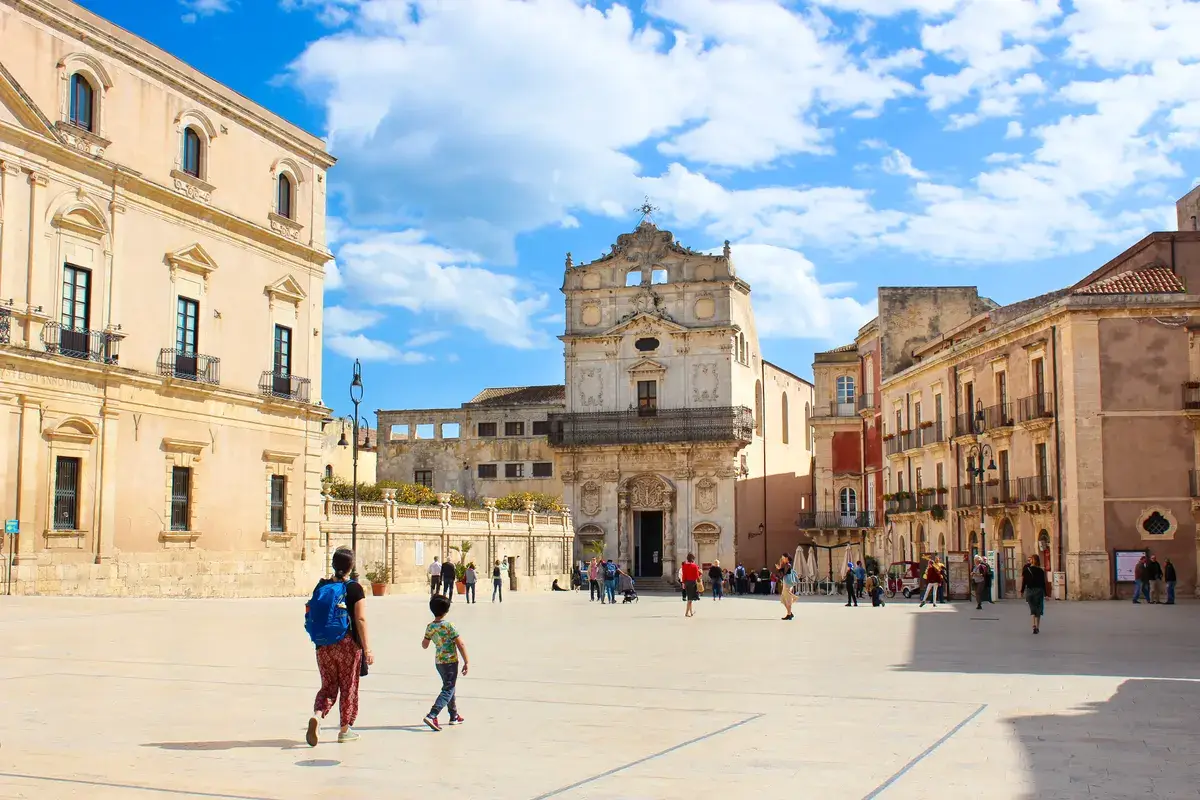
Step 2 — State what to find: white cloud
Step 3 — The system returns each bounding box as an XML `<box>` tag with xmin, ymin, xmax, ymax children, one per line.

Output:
<box><xmin>405</xmin><ymin>330</ymin><xmax>450</xmax><ymax>349</ymax></box>
<box><xmin>333</xmin><ymin>229</ymin><xmax>552</xmax><ymax>349</ymax></box>
<box><xmin>280</xmin><ymin>0</ymin><xmax>359</xmax><ymax>26</ymax></box>
<box><xmin>881</xmin><ymin>148</ymin><xmax>928</xmax><ymax>179</ymax></box>
<box><xmin>180</xmin><ymin>0</ymin><xmax>231</xmax><ymax>23</ymax></box>
<box><xmin>1005</xmin><ymin>120</ymin><xmax>1024</xmax><ymax>138</ymax></box>
<box><xmin>727</xmin><ymin>243</ymin><xmax>877</xmax><ymax>343</ymax></box>
<box><xmin>324</xmin><ymin>305</ymin><xmax>432</xmax><ymax>364</ymax></box>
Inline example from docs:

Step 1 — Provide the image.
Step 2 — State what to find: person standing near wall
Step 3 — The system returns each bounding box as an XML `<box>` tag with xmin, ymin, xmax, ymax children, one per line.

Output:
<box><xmin>429</xmin><ymin>557</ymin><xmax>442</xmax><ymax>596</ymax></box>
<box><xmin>491</xmin><ymin>560</ymin><xmax>504</xmax><ymax>603</ymax></box>
<box><xmin>1165</xmin><ymin>558</ymin><xmax>1177</xmax><ymax>605</ymax></box>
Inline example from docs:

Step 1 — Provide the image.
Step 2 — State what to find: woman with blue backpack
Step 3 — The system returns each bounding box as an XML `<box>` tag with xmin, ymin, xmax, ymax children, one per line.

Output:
<box><xmin>305</xmin><ymin>547</ymin><xmax>373</xmax><ymax>746</ymax></box>
<box><xmin>776</xmin><ymin>553</ymin><xmax>797</xmax><ymax>621</ymax></box>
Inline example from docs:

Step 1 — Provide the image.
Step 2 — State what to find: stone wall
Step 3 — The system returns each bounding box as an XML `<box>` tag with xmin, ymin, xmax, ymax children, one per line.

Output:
<box><xmin>318</xmin><ymin>492</ymin><xmax>573</xmax><ymax>593</ymax></box>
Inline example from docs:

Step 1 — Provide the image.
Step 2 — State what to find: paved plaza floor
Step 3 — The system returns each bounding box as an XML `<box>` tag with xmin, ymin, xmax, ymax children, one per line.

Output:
<box><xmin>0</xmin><ymin>590</ymin><xmax>1196</xmax><ymax>800</ymax></box>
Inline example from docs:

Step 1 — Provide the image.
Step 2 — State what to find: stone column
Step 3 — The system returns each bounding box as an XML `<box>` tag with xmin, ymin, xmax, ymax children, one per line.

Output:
<box><xmin>14</xmin><ymin>396</ymin><xmax>42</xmax><ymax>564</ymax></box>
<box><xmin>94</xmin><ymin>403</ymin><xmax>119</xmax><ymax>563</ymax></box>
<box><xmin>23</xmin><ymin>171</ymin><xmax>48</xmax><ymax>347</ymax></box>
<box><xmin>524</xmin><ymin>500</ymin><xmax>536</xmax><ymax>577</ymax></box>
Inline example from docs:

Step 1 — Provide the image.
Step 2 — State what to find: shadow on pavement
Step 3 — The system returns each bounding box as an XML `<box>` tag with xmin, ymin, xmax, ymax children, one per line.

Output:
<box><xmin>896</xmin><ymin>600</ymin><xmax>1200</xmax><ymax>679</ymax></box>
<box><xmin>1008</xmin><ymin>678</ymin><xmax>1200</xmax><ymax>799</ymax></box>
<box><xmin>142</xmin><ymin>738</ymin><xmax>304</xmax><ymax>751</ymax></box>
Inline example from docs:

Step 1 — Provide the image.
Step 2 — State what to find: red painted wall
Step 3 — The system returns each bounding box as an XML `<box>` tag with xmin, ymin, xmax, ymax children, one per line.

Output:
<box><xmin>831</xmin><ymin>431</ymin><xmax>862</xmax><ymax>473</ymax></box>
<box><xmin>863</xmin><ymin>417</ymin><xmax>882</xmax><ymax>471</ymax></box>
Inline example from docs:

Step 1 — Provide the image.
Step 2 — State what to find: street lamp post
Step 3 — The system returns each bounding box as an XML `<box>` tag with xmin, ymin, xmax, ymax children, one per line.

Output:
<box><xmin>348</xmin><ymin>360</ymin><xmax>364</xmax><ymax>556</ymax></box>
<box><xmin>965</xmin><ymin>400</ymin><xmax>996</xmax><ymax>600</ymax></box>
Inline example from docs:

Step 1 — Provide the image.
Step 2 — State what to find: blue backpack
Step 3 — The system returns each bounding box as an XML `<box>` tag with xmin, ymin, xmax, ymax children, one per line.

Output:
<box><xmin>604</xmin><ymin>562</ymin><xmax>617</xmax><ymax>580</ymax></box>
<box><xmin>305</xmin><ymin>580</ymin><xmax>350</xmax><ymax>647</ymax></box>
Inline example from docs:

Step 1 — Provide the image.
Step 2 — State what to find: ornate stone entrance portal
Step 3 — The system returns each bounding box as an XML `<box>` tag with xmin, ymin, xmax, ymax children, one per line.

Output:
<box><xmin>620</xmin><ymin>474</ymin><xmax>676</xmax><ymax>578</ymax></box>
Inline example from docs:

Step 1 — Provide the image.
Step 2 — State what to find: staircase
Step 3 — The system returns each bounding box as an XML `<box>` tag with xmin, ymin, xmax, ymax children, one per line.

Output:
<box><xmin>631</xmin><ymin>576</ymin><xmax>678</xmax><ymax>594</ymax></box>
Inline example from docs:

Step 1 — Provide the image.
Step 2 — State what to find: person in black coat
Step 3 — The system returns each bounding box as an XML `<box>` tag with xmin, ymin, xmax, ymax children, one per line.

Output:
<box><xmin>1021</xmin><ymin>553</ymin><xmax>1047</xmax><ymax>634</ymax></box>
<box><xmin>1165</xmin><ymin>558</ymin><xmax>1178</xmax><ymax>605</ymax></box>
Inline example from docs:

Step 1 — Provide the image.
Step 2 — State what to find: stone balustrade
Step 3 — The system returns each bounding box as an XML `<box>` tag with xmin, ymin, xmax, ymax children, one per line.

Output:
<box><xmin>319</xmin><ymin>492</ymin><xmax>574</xmax><ymax>592</ymax></box>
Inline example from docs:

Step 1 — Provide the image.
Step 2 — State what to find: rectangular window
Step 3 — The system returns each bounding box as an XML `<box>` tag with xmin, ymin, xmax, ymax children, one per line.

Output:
<box><xmin>915</xmin><ymin>467</ymin><xmax>923</xmax><ymax>491</ymax></box>
<box><xmin>53</xmin><ymin>456</ymin><xmax>80</xmax><ymax>530</ymax></box>
<box><xmin>477</xmin><ymin>422</ymin><xmax>497</xmax><ymax>437</ymax></box>
<box><xmin>637</xmin><ymin>380</ymin><xmax>657</xmax><ymax>416</ymax></box>
<box><xmin>936</xmin><ymin>462</ymin><xmax>944</xmax><ymax>490</ymax></box>
<box><xmin>531</xmin><ymin>420</ymin><xmax>550</xmax><ymax>436</ymax></box>
<box><xmin>1032</xmin><ymin>358</ymin><xmax>1045</xmax><ymax>396</ymax></box>
<box><xmin>913</xmin><ymin>401</ymin><xmax>922</xmax><ymax>428</ymax></box>
<box><xmin>505</xmin><ymin>421</ymin><xmax>525</xmax><ymax>437</ymax></box>
<box><xmin>477</xmin><ymin>463</ymin><xmax>497</xmax><ymax>479</ymax></box>
<box><xmin>170</xmin><ymin>466</ymin><xmax>192</xmax><ymax>531</ymax></box>
<box><xmin>996</xmin><ymin>371</ymin><xmax>1008</xmax><ymax>410</ymax></box>
<box><xmin>175</xmin><ymin>297</ymin><xmax>200</xmax><ymax>379</ymax></box>
<box><xmin>934</xmin><ymin>394</ymin><xmax>943</xmax><ymax>423</ymax></box>
<box><xmin>269</xmin><ymin>475</ymin><xmax>286</xmax><ymax>532</ymax></box>
<box><xmin>505</xmin><ymin>463</ymin><xmax>524</xmax><ymax>479</ymax></box>
<box><xmin>895</xmin><ymin>409</ymin><xmax>902</xmax><ymax>433</ymax></box>
<box><xmin>532</xmin><ymin>462</ymin><xmax>553</xmax><ymax>478</ymax></box>
<box><xmin>865</xmin><ymin>473</ymin><xmax>875</xmax><ymax>514</ymax></box>
<box><xmin>963</xmin><ymin>381</ymin><xmax>975</xmax><ymax>433</ymax></box>
<box><xmin>414</xmin><ymin>470</ymin><xmax>432</xmax><ymax>488</ymax></box>
<box><xmin>274</xmin><ymin>325</ymin><xmax>292</xmax><ymax>377</ymax></box>
<box><xmin>60</xmin><ymin>265</ymin><xmax>91</xmax><ymax>358</ymax></box>
<box><xmin>999</xmin><ymin>450</ymin><xmax>1010</xmax><ymax>483</ymax></box>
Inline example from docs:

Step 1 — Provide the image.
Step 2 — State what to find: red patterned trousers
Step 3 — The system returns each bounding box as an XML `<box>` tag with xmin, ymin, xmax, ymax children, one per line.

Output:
<box><xmin>313</xmin><ymin>635</ymin><xmax>362</xmax><ymax>728</ymax></box>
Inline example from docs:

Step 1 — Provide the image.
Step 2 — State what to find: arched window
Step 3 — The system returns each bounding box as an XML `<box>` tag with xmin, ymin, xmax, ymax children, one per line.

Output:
<box><xmin>839</xmin><ymin>487</ymin><xmax>857</xmax><ymax>518</ymax></box>
<box><xmin>69</xmin><ymin>73</ymin><xmax>94</xmax><ymax>131</ymax></box>
<box><xmin>183</xmin><ymin>127</ymin><xmax>202</xmax><ymax>178</ymax></box>
<box><xmin>324</xmin><ymin>465</ymin><xmax>333</xmax><ymax>480</ymax></box>
<box><xmin>754</xmin><ymin>380</ymin><xmax>763</xmax><ymax>436</ymax></box>
<box><xmin>781</xmin><ymin>393</ymin><xmax>789</xmax><ymax>444</ymax></box>
<box><xmin>277</xmin><ymin>173</ymin><xmax>293</xmax><ymax>219</ymax></box>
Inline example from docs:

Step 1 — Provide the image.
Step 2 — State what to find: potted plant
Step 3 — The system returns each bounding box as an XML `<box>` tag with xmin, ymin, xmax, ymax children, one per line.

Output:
<box><xmin>882</xmin><ymin>433</ymin><xmax>895</xmax><ymax>441</ymax></box>
<box><xmin>919</xmin><ymin>420</ymin><xmax>934</xmax><ymax>429</ymax></box>
<box><xmin>918</xmin><ymin>487</ymin><xmax>936</xmax><ymax>496</ymax></box>
<box><xmin>930</xmin><ymin>505</ymin><xmax>945</xmax><ymax>520</ymax></box>
<box><xmin>364</xmin><ymin>562</ymin><xmax>390</xmax><ymax>596</ymax></box>
<box><xmin>1187</xmin><ymin>381</ymin><xmax>1200</xmax><ymax>389</ymax></box>
<box><xmin>936</xmin><ymin>486</ymin><xmax>948</xmax><ymax>495</ymax></box>
<box><xmin>883</xmin><ymin>493</ymin><xmax>895</xmax><ymax>501</ymax></box>
<box><xmin>450</xmin><ymin>540</ymin><xmax>473</xmax><ymax>594</ymax></box>
<box><xmin>985</xmin><ymin>478</ymin><xmax>1000</xmax><ymax>487</ymax></box>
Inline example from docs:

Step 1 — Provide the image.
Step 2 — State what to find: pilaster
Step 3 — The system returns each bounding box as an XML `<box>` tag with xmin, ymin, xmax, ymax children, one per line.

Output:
<box><xmin>14</xmin><ymin>395</ymin><xmax>43</xmax><ymax>563</ymax></box>
<box><xmin>23</xmin><ymin>171</ymin><xmax>48</xmax><ymax>347</ymax></box>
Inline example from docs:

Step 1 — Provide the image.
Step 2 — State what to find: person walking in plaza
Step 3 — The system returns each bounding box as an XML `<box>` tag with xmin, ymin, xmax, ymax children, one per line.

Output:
<box><xmin>1132</xmin><ymin>555</ymin><xmax>1149</xmax><ymax>604</ymax></box>
<box><xmin>603</xmin><ymin>558</ymin><xmax>618</xmax><ymax>604</ymax></box>
<box><xmin>843</xmin><ymin>562</ymin><xmax>858</xmax><ymax>607</ymax></box>
<box><xmin>776</xmin><ymin>553</ymin><xmax>796</xmax><ymax>620</ymax></box>
<box><xmin>982</xmin><ymin>557</ymin><xmax>995</xmax><ymax>604</ymax></box>
<box><xmin>1165</xmin><ymin>558</ymin><xmax>1177</xmax><ymax>605</ymax></box>
<box><xmin>463</xmin><ymin>563</ymin><xmax>477</xmax><ymax>604</ymax></box>
<box><xmin>681</xmin><ymin>553</ymin><xmax>701</xmax><ymax>618</ymax></box>
<box><xmin>491</xmin><ymin>559</ymin><xmax>504</xmax><ymax>603</ymax></box>
<box><xmin>1021</xmin><ymin>553</ymin><xmax>1047</xmax><ymax>634</ymax></box>
<box><xmin>973</xmin><ymin>555</ymin><xmax>988</xmax><ymax>610</ymax></box>
<box><xmin>919</xmin><ymin>558</ymin><xmax>941</xmax><ymax>608</ymax></box>
<box><xmin>708</xmin><ymin>560</ymin><xmax>724</xmax><ymax>601</ymax></box>
<box><xmin>854</xmin><ymin>560</ymin><xmax>866</xmax><ymax>599</ymax></box>
<box><xmin>305</xmin><ymin>546</ymin><xmax>373</xmax><ymax>746</ymax></box>
<box><xmin>441</xmin><ymin>556</ymin><xmax>457</xmax><ymax>600</ymax></box>
<box><xmin>429</xmin><ymin>557</ymin><xmax>442</xmax><ymax>595</ymax></box>
<box><xmin>866</xmin><ymin>572</ymin><xmax>884</xmax><ymax>607</ymax></box>
<box><xmin>735</xmin><ymin>563</ymin><xmax>747</xmax><ymax>595</ymax></box>
<box><xmin>1148</xmin><ymin>555</ymin><xmax>1165</xmax><ymax>604</ymax></box>
<box><xmin>588</xmin><ymin>558</ymin><xmax>600</xmax><ymax>602</ymax></box>
<box><xmin>422</xmin><ymin>594</ymin><xmax>469</xmax><ymax>731</ymax></box>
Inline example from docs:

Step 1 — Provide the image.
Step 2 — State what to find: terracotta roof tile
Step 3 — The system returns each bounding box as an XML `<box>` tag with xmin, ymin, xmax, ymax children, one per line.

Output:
<box><xmin>1074</xmin><ymin>267</ymin><xmax>1186</xmax><ymax>296</ymax></box>
<box><xmin>465</xmin><ymin>385</ymin><xmax>566</xmax><ymax>407</ymax></box>
<box><xmin>824</xmin><ymin>343</ymin><xmax>857</xmax><ymax>353</ymax></box>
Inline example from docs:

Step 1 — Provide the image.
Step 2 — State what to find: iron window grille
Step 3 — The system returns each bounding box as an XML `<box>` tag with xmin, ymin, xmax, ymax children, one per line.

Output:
<box><xmin>269</xmin><ymin>475</ymin><xmax>286</xmax><ymax>532</ymax></box>
<box><xmin>504</xmin><ymin>421</ymin><xmax>525</xmax><ymax>436</ymax></box>
<box><xmin>477</xmin><ymin>422</ymin><xmax>497</xmax><ymax>437</ymax></box>
<box><xmin>53</xmin><ymin>456</ymin><xmax>81</xmax><ymax>530</ymax></box>
<box><xmin>170</xmin><ymin>466</ymin><xmax>192</xmax><ymax>531</ymax></box>
<box><xmin>505</xmin><ymin>463</ymin><xmax>524</xmax><ymax>479</ymax></box>
<box><xmin>414</xmin><ymin>470</ymin><xmax>433</xmax><ymax>488</ymax></box>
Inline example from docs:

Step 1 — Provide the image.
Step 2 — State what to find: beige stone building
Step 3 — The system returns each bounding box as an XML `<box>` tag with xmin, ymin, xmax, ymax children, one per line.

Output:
<box><xmin>319</xmin><ymin>418</ymin><xmax>376</xmax><ymax>485</ymax></box>
<box><xmin>868</xmin><ymin>199</ymin><xmax>1200</xmax><ymax>600</ymax></box>
<box><xmin>550</xmin><ymin>221</ymin><xmax>814</xmax><ymax>580</ymax></box>
<box><xmin>376</xmin><ymin>386</ymin><xmax>564</xmax><ymax>499</ymax></box>
<box><xmin>0</xmin><ymin>0</ymin><xmax>333</xmax><ymax>595</ymax></box>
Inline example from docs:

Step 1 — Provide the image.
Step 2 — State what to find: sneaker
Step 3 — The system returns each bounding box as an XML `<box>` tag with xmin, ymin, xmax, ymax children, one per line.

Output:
<box><xmin>337</xmin><ymin>729</ymin><xmax>359</xmax><ymax>743</ymax></box>
<box><xmin>424</xmin><ymin>715</ymin><xmax>441</xmax><ymax>732</ymax></box>
<box><xmin>306</xmin><ymin>716</ymin><xmax>319</xmax><ymax>747</ymax></box>
<box><xmin>448</xmin><ymin>715</ymin><xmax>465</xmax><ymax>726</ymax></box>
<box><xmin>919</xmin><ymin>601</ymin><xmax>926</xmax><ymax>607</ymax></box>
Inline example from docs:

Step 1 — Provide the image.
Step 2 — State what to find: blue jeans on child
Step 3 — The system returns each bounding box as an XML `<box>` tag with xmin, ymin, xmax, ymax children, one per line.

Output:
<box><xmin>429</xmin><ymin>661</ymin><xmax>459</xmax><ymax>718</ymax></box>
<box><xmin>605</xmin><ymin>579</ymin><xmax>616</xmax><ymax>603</ymax></box>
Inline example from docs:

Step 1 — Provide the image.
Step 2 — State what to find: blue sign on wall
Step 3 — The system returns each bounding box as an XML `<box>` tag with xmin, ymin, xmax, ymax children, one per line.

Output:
<box><xmin>4</xmin><ymin>519</ymin><xmax>18</xmax><ymax>535</ymax></box>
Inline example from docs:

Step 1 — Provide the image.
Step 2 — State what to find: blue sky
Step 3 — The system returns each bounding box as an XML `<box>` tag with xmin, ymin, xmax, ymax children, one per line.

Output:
<box><xmin>80</xmin><ymin>0</ymin><xmax>1200</xmax><ymax>419</ymax></box>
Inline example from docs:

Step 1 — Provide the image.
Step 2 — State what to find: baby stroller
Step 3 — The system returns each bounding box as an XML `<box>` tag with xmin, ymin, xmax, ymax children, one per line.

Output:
<box><xmin>618</xmin><ymin>572</ymin><xmax>638</xmax><ymax>603</ymax></box>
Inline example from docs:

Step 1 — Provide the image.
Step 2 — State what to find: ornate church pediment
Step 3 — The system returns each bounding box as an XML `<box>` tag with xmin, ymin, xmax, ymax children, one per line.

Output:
<box><xmin>602</xmin><ymin>309</ymin><xmax>687</xmax><ymax>337</ymax></box>
<box><xmin>626</xmin><ymin>474</ymin><xmax>673</xmax><ymax>509</ymax></box>
<box><xmin>627</xmin><ymin>358</ymin><xmax>666</xmax><ymax>377</ymax></box>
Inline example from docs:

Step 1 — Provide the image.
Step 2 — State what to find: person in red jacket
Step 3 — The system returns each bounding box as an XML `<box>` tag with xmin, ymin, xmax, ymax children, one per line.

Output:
<box><xmin>681</xmin><ymin>553</ymin><xmax>702</xmax><ymax>618</ymax></box>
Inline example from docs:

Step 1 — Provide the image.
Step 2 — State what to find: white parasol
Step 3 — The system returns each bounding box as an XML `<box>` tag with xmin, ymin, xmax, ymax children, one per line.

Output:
<box><xmin>805</xmin><ymin>546</ymin><xmax>818</xmax><ymax>581</ymax></box>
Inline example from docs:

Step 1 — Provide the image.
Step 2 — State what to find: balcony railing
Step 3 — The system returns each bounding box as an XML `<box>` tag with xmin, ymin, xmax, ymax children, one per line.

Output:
<box><xmin>918</xmin><ymin>421</ymin><xmax>945</xmax><ymax>447</ymax></box>
<box><xmin>978</xmin><ymin>403</ymin><xmax>1015</xmax><ymax>432</ymax></box>
<box><xmin>884</xmin><ymin>434</ymin><xmax>903</xmax><ymax>456</ymax></box>
<box><xmin>796</xmin><ymin>510</ymin><xmax>877</xmax><ymax>529</ymax></box>
<box><xmin>885</xmin><ymin>495</ymin><xmax>917</xmax><ymax>514</ymax></box>
<box><xmin>40</xmin><ymin>322</ymin><xmax>119</xmax><ymax>364</ymax></box>
<box><xmin>815</xmin><ymin>400</ymin><xmax>859</xmax><ymax>418</ymax></box>
<box><xmin>546</xmin><ymin>406</ymin><xmax>753</xmax><ymax>447</ymax></box>
<box><xmin>856</xmin><ymin>393</ymin><xmax>877</xmax><ymax>413</ymax></box>
<box><xmin>956</xmin><ymin>485</ymin><xmax>982</xmax><ymax>508</ymax></box>
<box><xmin>1016</xmin><ymin>475</ymin><xmax>1054</xmax><ymax>502</ymax></box>
<box><xmin>1017</xmin><ymin>393</ymin><xmax>1054</xmax><ymax>423</ymax></box>
<box><xmin>1191</xmin><ymin>470</ymin><xmax>1200</xmax><ymax>498</ymax></box>
<box><xmin>1184</xmin><ymin>383</ymin><xmax>1200</xmax><ymax>410</ymax></box>
<box><xmin>959</xmin><ymin>480</ymin><xmax>1021</xmax><ymax>506</ymax></box>
<box><xmin>0</xmin><ymin>307</ymin><xmax>10</xmax><ymax>345</ymax></box>
<box><xmin>158</xmin><ymin>348</ymin><xmax>220</xmax><ymax>385</ymax></box>
<box><xmin>259</xmin><ymin>370</ymin><xmax>311</xmax><ymax>402</ymax></box>
<box><xmin>954</xmin><ymin>411</ymin><xmax>976</xmax><ymax>437</ymax></box>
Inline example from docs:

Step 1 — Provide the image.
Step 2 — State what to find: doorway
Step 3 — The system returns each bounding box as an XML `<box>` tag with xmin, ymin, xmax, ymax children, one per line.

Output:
<box><xmin>634</xmin><ymin>510</ymin><xmax>664</xmax><ymax>578</ymax></box>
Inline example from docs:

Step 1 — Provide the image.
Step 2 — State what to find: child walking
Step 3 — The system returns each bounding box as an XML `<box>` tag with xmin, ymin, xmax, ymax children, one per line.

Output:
<box><xmin>422</xmin><ymin>594</ymin><xmax>469</xmax><ymax>731</ymax></box>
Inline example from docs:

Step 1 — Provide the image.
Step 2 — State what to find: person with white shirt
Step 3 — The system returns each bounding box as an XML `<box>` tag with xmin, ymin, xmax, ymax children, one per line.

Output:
<box><xmin>429</xmin><ymin>557</ymin><xmax>442</xmax><ymax>595</ymax></box>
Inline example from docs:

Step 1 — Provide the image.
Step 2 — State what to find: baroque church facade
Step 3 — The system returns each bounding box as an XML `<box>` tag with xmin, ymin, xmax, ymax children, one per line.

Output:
<box><xmin>548</xmin><ymin>220</ymin><xmax>814</xmax><ymax>579</ymax></box>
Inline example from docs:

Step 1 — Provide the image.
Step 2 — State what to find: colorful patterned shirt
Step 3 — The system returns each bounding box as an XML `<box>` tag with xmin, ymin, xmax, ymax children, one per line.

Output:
<box><xmin>424</xmin><ymin>620</ymin><xmax>459</xmax><ymax>664</ymax></box>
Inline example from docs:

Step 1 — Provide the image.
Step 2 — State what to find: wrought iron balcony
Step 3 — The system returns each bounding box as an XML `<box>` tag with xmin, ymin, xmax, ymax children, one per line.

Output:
<box><xmin>259</xmin><ymin>370</ymin><xmax>311</xmax><ymax>402</ymax></box>
<box><xmin>1016</xmin><ymin>475</ymin><xmax>1054</xmax><ymax>502</ymax></box>
<box><xmin>158</xmin><ymin>348</ymin><xmax>220</xmax><ymax>385</ymax></box>
<box><xmin>796</xmin><ymin>510</ymin><xmax>877</xmax><ymax>529</ymax></box>
<box><xmin>918</xmin><ymin>421</ymin><xmax>945</xmax><ymax>447</ymax></box>
<box><xmin>814</xmin><ymin>400</ymin><xmax>859</xmax><ymax>418</ymax></box>
<box><xmin>41</xmin><ymin>322</ymin><xmax>119</xmax><ymax>364</ymax></box>
<box><xmin>885</xmin><ymin>495</ymin><xmax>917</xmax><ymax>514</ymax></box>
<box><xmin>959</xmin><ymin>480</ymin><xmax>1021</xmax><ymax>507</ymax></box>
<box><xmin>856</xmin><ymin>393</ymin><xmax>877</xmax><ymax>413</ymax></box>
<box><xmin>955</xmin><ymin>404</ymin><xmax>1015</xmax><ymax>436</ymax></box>
<box><xmin>1017</xmin><ymin>393</ymin><xmax>1054</xmax><ymax>423</ymax></box>
<box><xmin>0</xmin><ymin>306</ymin><xmax>10</xmax><ymax>345</ymax></box>
<box><xmin>1184</xmin><ymin>383</ymin><xmax>1200</xmax><ymax>410</ymax></box>
<box><xmin>546</xmin><ymin>406</ymin><xmax>753</xmax><ymax>447</ymax></box>
<box><xmin>885</xmin><ymin>430</ymin><xmax>919</xmax><ymax>456</ymax></box>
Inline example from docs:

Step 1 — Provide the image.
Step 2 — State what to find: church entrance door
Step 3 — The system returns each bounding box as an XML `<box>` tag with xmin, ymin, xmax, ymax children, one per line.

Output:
<box><xmin>634</xmin><ymin>510</ymin><xmax>664</xmax><ymax>578</ymax></box>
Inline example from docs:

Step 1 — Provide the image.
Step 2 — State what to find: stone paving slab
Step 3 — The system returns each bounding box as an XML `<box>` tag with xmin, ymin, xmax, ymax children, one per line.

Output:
<box><xmin>0</xmin><ymin>592</ymin><xmax>1195</xmax><ymax>799</ymax></box>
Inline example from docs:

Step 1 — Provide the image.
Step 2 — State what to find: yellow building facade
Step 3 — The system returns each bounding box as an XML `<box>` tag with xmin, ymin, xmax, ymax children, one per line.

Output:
<box><xmin>0</xmin><ymin>0</ymin><xmax>333</xmax><ymax>595</ymax></box>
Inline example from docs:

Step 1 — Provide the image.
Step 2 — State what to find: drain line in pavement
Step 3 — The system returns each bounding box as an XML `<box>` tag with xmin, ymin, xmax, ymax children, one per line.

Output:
<box><xmin>861</xmin><ymin>703</ymin><xmax>988</xmax><ymax>800</ymax></box>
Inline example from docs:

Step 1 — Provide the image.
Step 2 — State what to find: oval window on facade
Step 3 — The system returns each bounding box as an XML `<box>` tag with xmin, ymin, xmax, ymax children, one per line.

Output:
<box><xmin>635</xmin><ymin>337</ymin><xmax>659</xmax><ymax>352</ymax></box>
